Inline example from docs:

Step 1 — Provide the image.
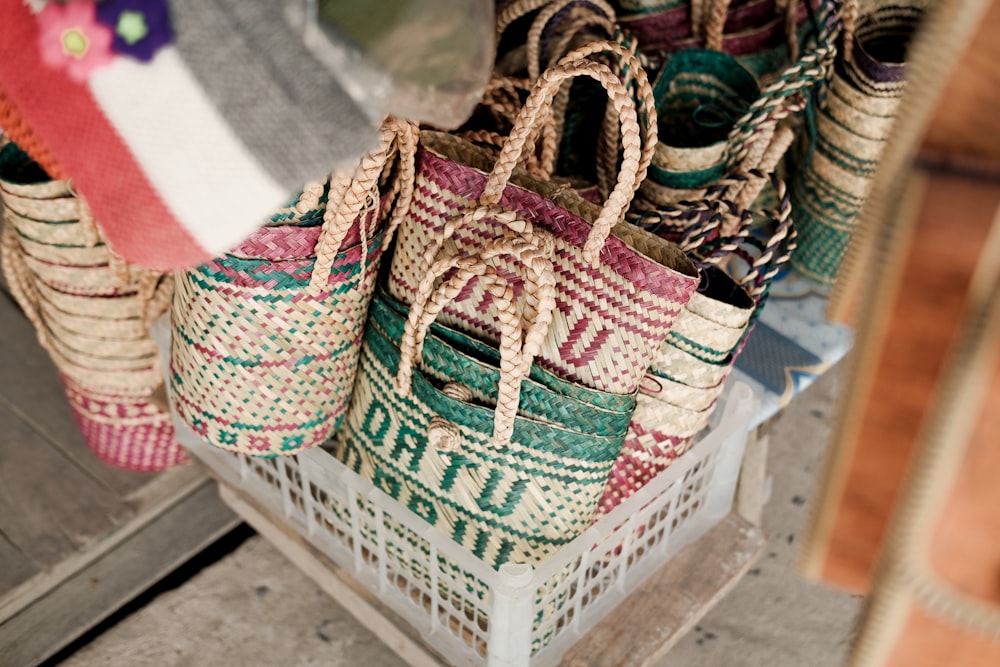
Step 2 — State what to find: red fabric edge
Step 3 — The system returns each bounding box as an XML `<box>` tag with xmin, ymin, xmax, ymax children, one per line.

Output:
<box><xmin>0</xmin><ymin>2</ymin><xmax>209</xmax><ymax>270</ymax></box>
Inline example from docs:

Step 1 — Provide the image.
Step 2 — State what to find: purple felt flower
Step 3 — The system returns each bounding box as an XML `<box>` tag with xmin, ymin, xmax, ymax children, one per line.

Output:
<box><xmin>95</xmin><ymin>0</ymin><xmax>174</xmax><ymax>63</ymax></box>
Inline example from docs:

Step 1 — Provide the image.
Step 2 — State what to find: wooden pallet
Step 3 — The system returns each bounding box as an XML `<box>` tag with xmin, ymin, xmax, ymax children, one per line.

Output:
<box><xmin>0</xmin><ymin>290</ymin><xmax>240</xmax><ymax>667</ymax></box>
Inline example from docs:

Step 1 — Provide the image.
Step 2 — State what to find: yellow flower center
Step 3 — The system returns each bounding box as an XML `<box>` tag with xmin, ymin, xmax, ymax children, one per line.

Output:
<box><xmin>61</xmin><ymin>28</ymin><xmax>89</xmax><ymax>59</ymax></box>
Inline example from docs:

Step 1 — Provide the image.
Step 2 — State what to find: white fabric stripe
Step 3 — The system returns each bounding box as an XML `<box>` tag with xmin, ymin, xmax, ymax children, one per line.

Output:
<box><xmin>88</xmin><ymin>48</ymin><xmax>289</xmax><ymax>254</ymax></box>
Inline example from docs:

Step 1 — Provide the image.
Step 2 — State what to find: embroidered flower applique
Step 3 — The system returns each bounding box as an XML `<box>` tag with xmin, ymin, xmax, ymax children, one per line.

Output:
<box><xmin>37</xmin><ymin>0</ymin><xmax>175</xmax><ymax>82</ymax></box>
<box><xmin>37</xmin><ymin>1</ymin><xmax>115</xmax><ymax>83</ymax></box>
<box><xmin>96</xmin><ymin>0</ymin><xmax>174</xmax><ymax>63</ymax></box>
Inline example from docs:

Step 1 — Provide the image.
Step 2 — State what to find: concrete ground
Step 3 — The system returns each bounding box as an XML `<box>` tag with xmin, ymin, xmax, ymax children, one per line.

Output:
<box><xmin>59</xmin><ymin>365</ymin><xmax>862</xmax><ymax>667</ymax></box>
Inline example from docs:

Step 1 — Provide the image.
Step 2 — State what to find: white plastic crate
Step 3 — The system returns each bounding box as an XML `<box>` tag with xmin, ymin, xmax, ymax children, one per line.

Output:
<box><xmin>169</xmin><ymin>373</ymin><xmax>754</xmax><ymax>667</ymax></box>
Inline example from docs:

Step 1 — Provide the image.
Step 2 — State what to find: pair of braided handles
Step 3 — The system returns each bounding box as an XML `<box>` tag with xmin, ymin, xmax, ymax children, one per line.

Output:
<box><xmin>282</xmin><ymin>116</ymin><xmax>418</xmax><ymax>298</ymax></box>
<box><xmin>465</xmin><ymin>49</ymin><xmax>652</xmax><ymax>265</ymax></box>
<box><xmin>669</xmin><ymin>171</ymin><xmax>797</xmax><ymax>303</ymax></box>
<box><xmin>395</xmin><ymin>206</ymin><xmax>557</xmax><ymax>448</ymax></box>
<box><xmin>487</xmin><ymin>1</ymin><xmax>654</xmax><ymax>194</ymax></box>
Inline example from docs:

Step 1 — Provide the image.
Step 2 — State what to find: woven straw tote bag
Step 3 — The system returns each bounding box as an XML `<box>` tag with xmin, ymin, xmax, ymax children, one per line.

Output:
<box><xmin>170</xmin><ymin>118</ymin><xmax>418</xmax><ymax>457</ymax></box>
<box><xmin>340</xmin><ymin>230</ymin><xmax>632</xmax><ymax>567</ymax></box>
<box><xmin>617</xmin><ymin>0</ymin><xmax>820</xmax><ymax>76</ymax></box>
<box><xmin>0</xmin><ymin>142</ymin><xmax>185</xmax><ymax>472</ymax></box>
<box><xmin>597</xmin><ymin>175</ymin><xmax>796</xmax><ymax>515</ymax></box>
<box><xmin>388</xmin><ymin>55</ymin><xmax>699</xmax><ymax>396</ymax></box>
<box><xmin>789</xmin><ymin>2</ymin><xmax>920</xmax><ymax>286</ymax></box>
<box><xmin>638</xmin><ymin>48</ymin><xmax>762</xmax><ymax>207</ymax></box>
<box><xmin>630</xmin><ymin>0</ymin><xmax>839</xmax><ymax>221</ymax></box>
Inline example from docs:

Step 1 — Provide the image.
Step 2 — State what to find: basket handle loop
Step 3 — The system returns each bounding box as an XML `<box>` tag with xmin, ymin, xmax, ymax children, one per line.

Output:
<box><xmin>306</xmin><ymin>117</ymin><xmax>418</xmax><ymax>297</ymax></box>
<box><xmin>692</xmin><ymin>173</ymin><xmax>796</xmax><ymax>302</ymax></box>
<box><xmin>555</xmin><ymin>37</ymin><xmax>656</xmax><ymax>198</ymax></box>
<box><xmin>525</xmin><ymin>0</ymin><xmax>618</xmax><ymax>82</ymax></box>
<box><xmin>480</xmin><ymin>57</ymin><xmax>643</xmax><ymax>264</ymax></box>
<box><xmin>702</xmin><ymin>0</ymin><xmax>734</xmax><ymax>51</ymax></box>
<box><xmin>397</xmin><ymin>232</ymin><xmax>556</xmax><ymax>447</ymax></box>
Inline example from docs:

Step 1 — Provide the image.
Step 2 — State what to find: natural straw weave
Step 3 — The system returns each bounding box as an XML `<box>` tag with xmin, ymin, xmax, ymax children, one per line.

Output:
<box><xmin>170</xmin><ymin>118</ymin><xmax>418</xmax><ymax>458</ymax></box>
<box><xmin>0</xmin><ymin>142</ymin><xmax>184</xmax><ymax>472</ymax></box>
<box><xmin>618</xmin><ymin>0</ymin><xmax>819</xmax><ymax>76</ymax></box>
<box><xmin>598</xmin><ymin>175</ymin><xmax>796</xmax><ymax>516</ymax></box>
<box><xmin>790</xmin><ymin>4</ymin><xmax>919</xmax><ymax>286</ymax></box>
<box><xmin>340</xmin><ymin>232</ymin><xmax>630</xmax><ymax>567</ymax></box>
<box><xmin>639</xmin><ymin>48</ymin><xmax>761</xmax><ymax>208</ymax></box>
<box><xmin>389</xmin><ymin>56</ymin><xmax>699</xmax><ymax>395</ymax></box>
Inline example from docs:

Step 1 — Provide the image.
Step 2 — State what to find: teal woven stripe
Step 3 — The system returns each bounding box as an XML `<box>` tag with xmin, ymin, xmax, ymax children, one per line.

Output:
<box><xmin>373</xmin><ymin>293</ymin><xmax>635</xmax><ymax>426</ymax></box>
<box><xmin>666</xmin><ymin>330</ymin><xmax>732</xmax><ymax>361</ymax></box>
<box><xmin>654</xmin><ymin>49</ymin><xmax>759</xmax><ymax>107</ymax></box>
<box><xmin>815</xmin><ymin>133</ymin><xmax>879</xmax><ymax>176</ymax></box>
<box><xmin>170</xmin><ymin>383</ymin><xmax>334</xmax><ymax>433</ymax></box>
<box><xmin>363</xmin><ymin>312</ymin><xmax>626</xmax><ymax>462</ymax></box>
<box><xmin>196</xmin><ymin>255</ymin><xmax>367</xmax><ymax>290</ymax></box>
<box><xmin>789</xmin><ymin>212</ymin><xmax>853</xmax><ymax>284</ymax></box>
<box><xmin>187</xmin><ymin>262</ymin><xmax>367</xmax><ymax>299</ymax></box>
<box><xmin>172</xmin><ymin>324</ymin><xmax>356</xmax><ymax>370</ymax></box>
<box><xmin>791</xmin><ymin>170</ymin><xmax>863</xmax><ymax>228</ymax></box>
<box><xmin>366</xmin><ymin>318</ymin><xmax>631</xmax><ymax>439</ymax></box>
<box><xmin>648</xmin><ymin>160</ymin><xmax>726</xmax><ymax>189</ymax></box>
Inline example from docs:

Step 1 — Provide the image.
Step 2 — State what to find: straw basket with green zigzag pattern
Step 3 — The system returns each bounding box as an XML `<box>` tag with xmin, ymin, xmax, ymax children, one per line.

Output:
<box><xmin>170</xmin><ymin>118</ymin><xmax>418</xmax><ymax>458</ymax></box>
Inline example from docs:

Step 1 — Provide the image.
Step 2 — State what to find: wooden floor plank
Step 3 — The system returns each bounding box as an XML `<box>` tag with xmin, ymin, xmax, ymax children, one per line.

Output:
<box><xmin>0</xmin><ymin>531</ymin><xmax>39</xmax><ymax>594</ymax></box>
<box><xmin>0</xmin><ymin>403</ymin><xmax>125</xmax><ymax>569</ymax></box>
<box><xmin>0</xmin><ymin>480</ymin><xmax>238</xmax><ymax>667</ymax></box>
<box><xmin>559</xmin><ymin>514</ymin><xmax>767</xmax><ymax>667</ymax></box>
<box><xmin>0</xmin><ymin>292</ymin><xmax>151</xmax><ymax>498</ymax></box>
<box><xmin>0</xmin><ymin>463</ymin><xmax>207</xmax><ymax>625</ymax></box>
<box><xmin>217</xmin><ymin>484</ymin><xmax>451</xmax><ymax>667</ymax></box>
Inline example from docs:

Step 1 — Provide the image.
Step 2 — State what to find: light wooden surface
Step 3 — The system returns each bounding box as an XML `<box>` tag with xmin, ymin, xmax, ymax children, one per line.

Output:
<box><xmin>558</xmin><ymin>514</ymin><xmax>766</xmax><ymax>667</ymax></box>
<box><xmin>0</xmin><ymin>288</ymin><xmax>239</xmax><ymax>667</ymax></box>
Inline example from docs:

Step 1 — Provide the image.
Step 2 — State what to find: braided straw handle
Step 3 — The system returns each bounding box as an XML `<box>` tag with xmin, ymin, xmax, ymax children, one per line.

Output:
<box><xmin>306</xmin><ymin>117</ymin><xmax>418</xmax><ymax>296</ymax></box>
<box><xmin>703</xmin><ymin>0</ymin><xmax>734</xmax><ymax>51</ymax></box>
<box><xmin>396</xmin><ymin>235</ymin><xmax>556</xmax><ymax>446</ymax></box>
<box><xmin>478</xmin><ymin>76</ymin><xmax>534</xmax><ymax>136</ymax></box>
<box><xmin>687</xmin><ymin>174</ymin><xmax>796</xmax><ymax>302</ymax></box>
<box><xmin>840</xmin><ymin>0</ymin><xmax>859</xmax><ymax>63</ymax></box>
<box><xmin>556</xmin><ymin>38</ymin><xmax>656</xmax><ymax>196</ymax></box>
<box><xmin>525</xmin><ymin>0</ymin><xmax>618</xmax><ymax>81</ymax></box>
<box><xmin>480</xmin><ymin>57</ymin><xmax>643</xmax><ymax>264</ymax></box>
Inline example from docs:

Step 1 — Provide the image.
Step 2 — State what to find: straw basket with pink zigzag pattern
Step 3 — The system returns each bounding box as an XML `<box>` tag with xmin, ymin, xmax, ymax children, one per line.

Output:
<box><xmin>388</xmin><ymin>54</ymin><xmax>699</xmax><ymax>397</ymax></box>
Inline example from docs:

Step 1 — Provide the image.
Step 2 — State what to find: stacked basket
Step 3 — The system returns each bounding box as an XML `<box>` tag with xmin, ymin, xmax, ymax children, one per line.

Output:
<box><xmin>0</xmin><ymin>141</ymin><xmax>184</xmax><ymax>471</ymax></box>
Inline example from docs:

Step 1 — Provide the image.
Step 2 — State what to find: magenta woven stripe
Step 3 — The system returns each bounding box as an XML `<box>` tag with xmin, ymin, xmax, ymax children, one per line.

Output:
<box><xmin>619</xmin><ymin>5</ymin><xmax>691</xmax><ymax>45</ymax></box>
<box><xmin>62</xmin><ymin>376</ymin><xmax>186</xmax><ymax>472</ymax></box>
<box><xmin>228</xmin><ymin>208</ymin><xmax>379</xmax><ymax>260</ymax></box>
<box><xmin>670</xmin><ymin>17</ymin><xmax>786</xmax><ymax>56</ymax></box>
<box><xmin>594</xmin><ymin>433</ymin><xmax>691</xmax><ymax>518</ymax></box>
<box><xmin>419</xmin><ymin>150</ymin><xmax>689</xmax><ymax>296</ymax></box>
